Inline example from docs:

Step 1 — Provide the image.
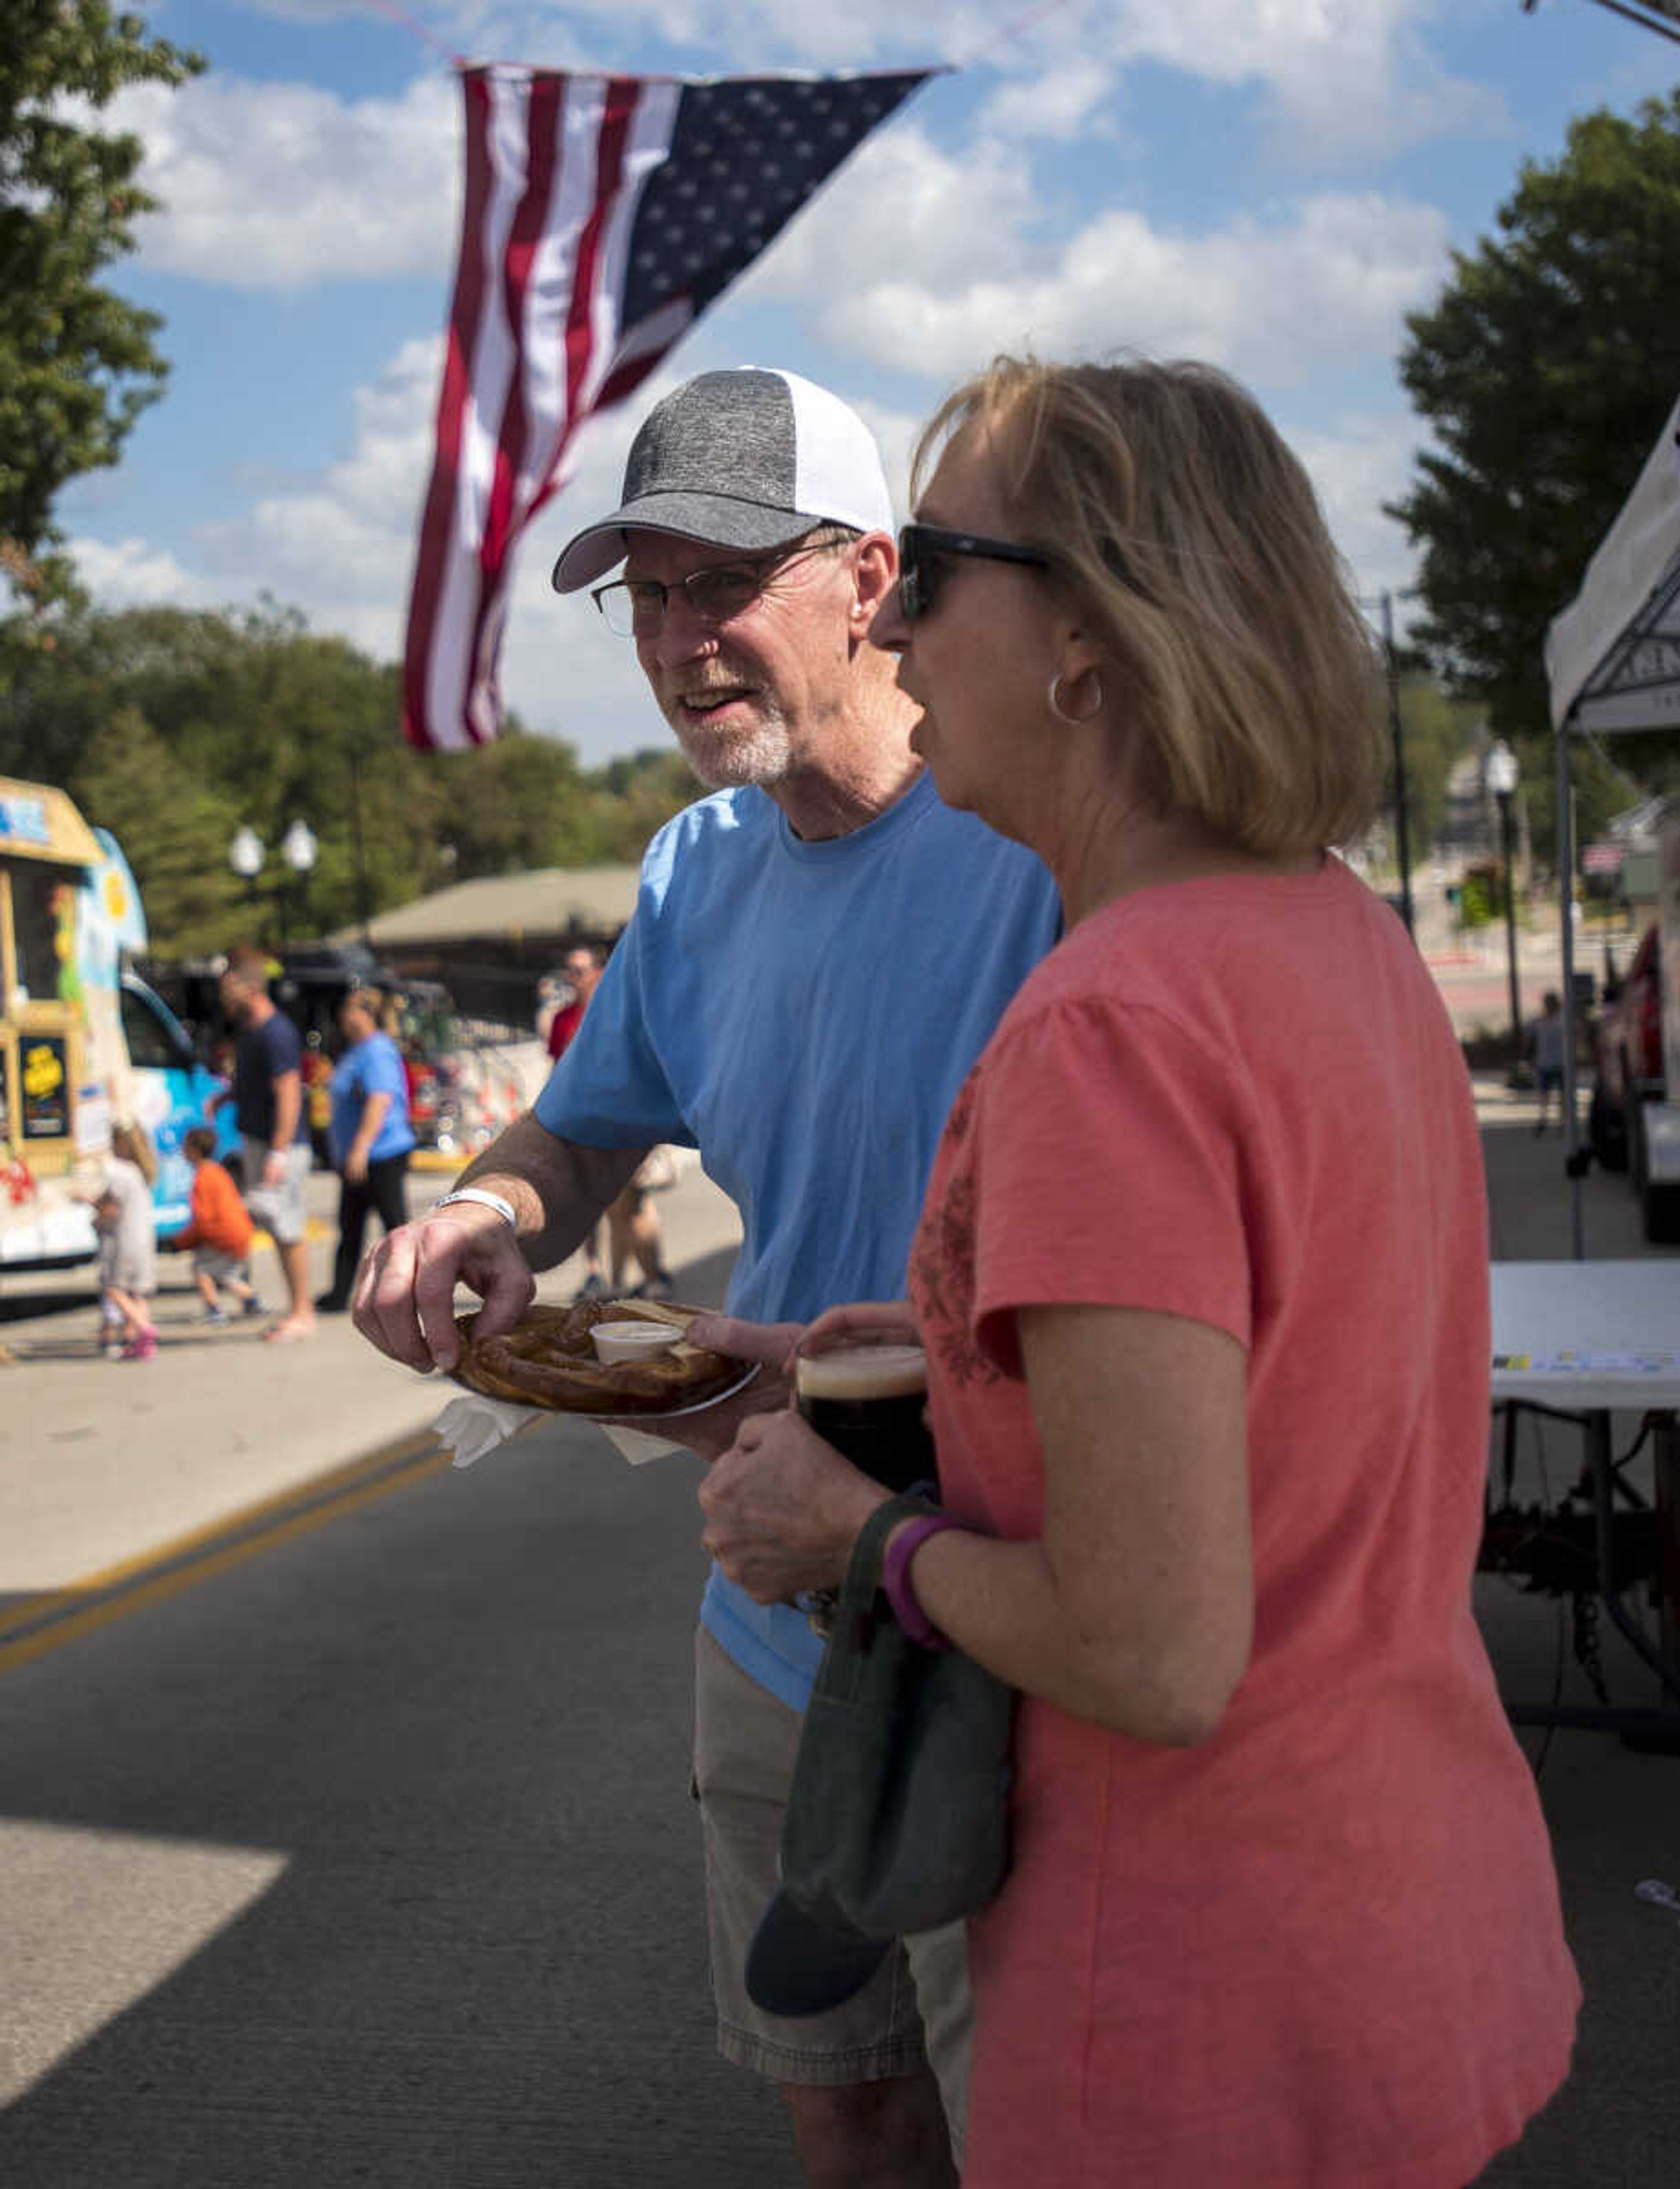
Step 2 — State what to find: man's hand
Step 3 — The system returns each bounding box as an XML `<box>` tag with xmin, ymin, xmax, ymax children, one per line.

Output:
<box><xmin>699</xmin><ymin>1409</ymin><xmax>889</xmax><ymax>1601</ymax></box>
<box><xmin>261</xmin><ymin>1149</ymin><xmax>287</xmax><ymax>1188</ymax></box>
<box><xmin>352</xmin><ymin>1203</ymin><xmax>536</xmax><ymax>1373</ymax></box>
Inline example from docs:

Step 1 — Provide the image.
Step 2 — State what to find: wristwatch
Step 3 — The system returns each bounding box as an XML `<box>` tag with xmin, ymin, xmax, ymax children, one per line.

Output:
<box><xmin>430</xmin><ymin>1187</ymin><xmax>518</xmax><ymax>1228</ymax></box>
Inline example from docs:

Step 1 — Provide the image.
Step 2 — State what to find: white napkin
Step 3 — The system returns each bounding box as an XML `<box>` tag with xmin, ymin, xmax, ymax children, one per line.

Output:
<box><xmin>433</xmin><ymin>1393</ymin><xmax>544</xmax><ymax>1468</ymax></box>
<box><xmin>433</xmin><ymin>1393</ymin><xmax>689</xmax><ymax>1470</ymax></box>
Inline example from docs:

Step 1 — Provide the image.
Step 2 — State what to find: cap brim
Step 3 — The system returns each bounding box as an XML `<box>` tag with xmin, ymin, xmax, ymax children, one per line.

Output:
<box><xmin>551</xmin><ymin>493</ymin><xmax>821</xmax><ymax>594</ymax></box>
<box><xmin>744</xmin><ymin>1888</ymin><xmax>892</xmax><ymax>2018</ymax></box>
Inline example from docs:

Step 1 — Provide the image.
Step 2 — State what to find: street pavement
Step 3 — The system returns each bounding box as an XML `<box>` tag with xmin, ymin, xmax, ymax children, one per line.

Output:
<box><xmin>1</xmin><ymin>1075</ymin><xmax>1679</xmax><ymax>2184</ymax></box>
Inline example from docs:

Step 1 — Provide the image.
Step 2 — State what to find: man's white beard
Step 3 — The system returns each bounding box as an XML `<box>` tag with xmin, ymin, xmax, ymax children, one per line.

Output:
<box><xmin>673</xmin><ymin>706</ymin><xmax>794</xmax><ymax>791</ymax></box>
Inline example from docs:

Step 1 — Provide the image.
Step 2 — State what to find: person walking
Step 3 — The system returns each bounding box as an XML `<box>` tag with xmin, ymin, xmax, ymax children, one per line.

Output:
<box><xmin>316</xmin><ymin>988</ymin><xmax>415</xmax><ymax>1314</ymax></box>
<box><xmin>91</xmin><ymin>1119</ymin><xmax>158</xmax><ymax>1361</ymax></box>
<box><xmin>1530</xmin><ymin>988</ymin><xmax>1567</xmax><ymax>1132</ymax></box>
<box><xmin>170</xmin><ymin>1125</ymin><xmax>264</xmax><ymax>1321</ymax></box>
<box><xmin>217</xmin><ymin>944</ymin><xmax>315</xmax><ymax>1343</ymax></box>
<box><xmin>352</xmin><ymin>367</ymin><xmax>1062</xmax><ymax>2188</ymax></box>
<box><xmin>547</xmin><ymin>946</ymin><xmax>612</xmax><ymax>1299</ymax></box>
<box><xmin>698</xmin><ymin>354</ymin><xmax>1580</xmax><ymax>2187</ymax></box>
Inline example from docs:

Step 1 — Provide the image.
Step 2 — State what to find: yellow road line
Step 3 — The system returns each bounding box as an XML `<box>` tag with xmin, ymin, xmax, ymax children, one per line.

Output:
<box><xmin>0</xmin><ymin>1431</ymin><xmax>437</xmax><ymax>1629</ymax></box>
<box><xmin>0</xmin><ymin>1430</ymin><xmax>450</xmax><ymax>1678</ymax></box>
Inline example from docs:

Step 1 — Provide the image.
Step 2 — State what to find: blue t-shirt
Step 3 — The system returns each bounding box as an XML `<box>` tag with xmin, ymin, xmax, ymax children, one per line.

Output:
<box><xmin>535</xmin><ymin>771</ymin><xmax>1062</xmax><ymax>1708</ymax></box>
<box><xmin>234</xmin><ymin>1011</ymin><xmax>310</xmax><ymax>1145</ymax></box>
<box><xmin>329</xmin><ymin>1030</ymin><xmax>416</xmax><ymax>1167</ymax></box>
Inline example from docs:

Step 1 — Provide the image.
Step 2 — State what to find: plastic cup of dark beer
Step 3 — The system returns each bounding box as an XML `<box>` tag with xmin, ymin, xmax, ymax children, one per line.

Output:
<box><xmin>794</xmin><ymin>1341</ymin><xmax>936</xmax><ymax>1496</ymax></box>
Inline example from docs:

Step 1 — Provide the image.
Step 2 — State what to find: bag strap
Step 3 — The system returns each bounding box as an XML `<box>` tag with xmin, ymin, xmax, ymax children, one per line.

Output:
<box><xmin>838</xmin><ymin>1493</ymin><xmax>940</xmax><ymax>1615</ymax></box>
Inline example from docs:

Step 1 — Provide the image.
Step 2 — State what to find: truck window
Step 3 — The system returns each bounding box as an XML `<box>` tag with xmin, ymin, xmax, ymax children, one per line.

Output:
<box><xmin>121</xmin><ymin>984</ymin><xmax>188</xmax><ymax>1070</ymax></box>
<box><xmin>10</xmin><ymin>863</ymin><xmax>79</xmax><ymax>1005</ymax></box>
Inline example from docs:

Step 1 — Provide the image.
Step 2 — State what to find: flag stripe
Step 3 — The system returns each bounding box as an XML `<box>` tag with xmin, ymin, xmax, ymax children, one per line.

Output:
<box><xmin>441</xmin><ymin>72</ymin><xmax>538</xmax><ymax>747</ymax></box>
<box><xmin>483</xmin><ymin>69</ymin><xmax>564</xmax><ymax>576</ymax></box>
<box><xmin>402</xmin><ymin>67</ymin><xmax>497</xmax><ymax>750</ymax></box>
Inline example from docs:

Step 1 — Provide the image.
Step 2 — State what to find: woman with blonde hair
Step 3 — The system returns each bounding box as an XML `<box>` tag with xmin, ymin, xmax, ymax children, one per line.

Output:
<box><xmin>93</xmin><ymin>1119</ymin><xmax>159</xmax><ymax>1360</ymax></box>
<box><xmin>698</xmin><ymin>356</ymin><xmax>1579</xmax><ymax>2185</ymax></box>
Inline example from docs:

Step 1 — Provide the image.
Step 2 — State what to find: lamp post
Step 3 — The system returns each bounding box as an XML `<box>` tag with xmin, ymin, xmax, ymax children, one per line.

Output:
<box><xmin>281</xmin><ymin>819</ymin><xmax>319</xmax><ymax>943</ymax></box>
<box><xmin>229</xmin><ymin>827</ymin><xmax>264</xmax><ymax>913</ymax></box>
<box><xmin>1485</xmin><ymin>739</ymin><xmax>1522</xmax><ymax>1065</ymax></box>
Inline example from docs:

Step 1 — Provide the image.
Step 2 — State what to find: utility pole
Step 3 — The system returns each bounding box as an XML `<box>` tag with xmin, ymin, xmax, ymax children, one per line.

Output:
<box><xmin>1381</xmin><ymin>592</ymin><xmax>1415</xmax><ymax>940</ymax></box>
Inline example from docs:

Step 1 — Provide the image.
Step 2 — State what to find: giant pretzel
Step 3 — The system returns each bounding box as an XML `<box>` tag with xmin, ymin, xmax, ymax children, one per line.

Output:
<box><xmin>451</xmin><ymin>1295</ymin><xmax>740</xmax><ymax>1415</ymax></box>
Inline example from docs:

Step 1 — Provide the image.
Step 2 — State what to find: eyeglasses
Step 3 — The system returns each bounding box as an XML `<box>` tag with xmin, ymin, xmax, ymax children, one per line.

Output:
<box><xmin>896</xmin><ymin>523</ymin><xmax>1052</xmax><ymax>623</ymax></box>
<box><xmin>591</xmin><ymin>538</ymin><xmax>845</xmax><ymax>638</ymax></box>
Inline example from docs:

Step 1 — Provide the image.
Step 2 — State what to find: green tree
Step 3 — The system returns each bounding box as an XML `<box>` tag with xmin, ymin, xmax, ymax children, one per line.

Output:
<box><xmin>75</xmin><ymin>703</ymin><xmax>250</xmax><ymax>956</ymax></box>
<box><xmin>1388</xmin><ymin>669</ymin><xmax>1481</xmax><ymax>864</ymax></box>
<box><xmin>1388</xmin><ymin>92</ymin><xmax>1680</xmax><ymax>849</ymax></box>
<box><xmin>0</xmin><ymin>600</ymin><xmax>705</xmax><ymax>957</ymax></box>
<box><xmin>0</xmin><ymin>3</ymin><xmax>203</xmax><ymax>629</ymax></box>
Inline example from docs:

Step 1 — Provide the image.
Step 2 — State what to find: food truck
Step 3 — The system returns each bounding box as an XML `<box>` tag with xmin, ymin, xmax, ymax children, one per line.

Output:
<box><xmin>0</xmin><ymin>777</ymin><xmax>230</xmax><ymax>1267</ymax></box>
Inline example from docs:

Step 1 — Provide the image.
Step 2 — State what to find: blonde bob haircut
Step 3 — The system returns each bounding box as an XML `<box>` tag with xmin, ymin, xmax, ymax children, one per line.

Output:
<box><xmin>913</xmin><ymin>355</ymin><xmax>1386</xmax><ymax>858</ymax></box>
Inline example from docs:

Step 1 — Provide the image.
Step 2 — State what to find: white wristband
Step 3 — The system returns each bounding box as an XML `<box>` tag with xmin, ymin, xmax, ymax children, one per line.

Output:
<box><xmin>430</xmin><ymin>1187</ymin><xmax>518</xmax><ymax>1229</ymax></box>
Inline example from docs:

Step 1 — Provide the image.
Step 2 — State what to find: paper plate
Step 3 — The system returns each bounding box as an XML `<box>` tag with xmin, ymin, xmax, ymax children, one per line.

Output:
<box><xmin>589</xmin><ymin>1359</ymin><xmax>760</xmax><ymax>1425</ymax></box>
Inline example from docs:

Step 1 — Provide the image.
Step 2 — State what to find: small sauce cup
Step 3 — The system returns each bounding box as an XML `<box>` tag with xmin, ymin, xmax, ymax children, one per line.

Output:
<box><xmin>592</xmin><ymin>1320</ymin><xmax>679</xmax><ymax>1366</ymax></box>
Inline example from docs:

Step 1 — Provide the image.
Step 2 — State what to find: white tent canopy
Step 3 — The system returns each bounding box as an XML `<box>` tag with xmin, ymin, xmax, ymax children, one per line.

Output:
<box><xmin>1546</xmin><ymin>392</ymin><xmax>1680</xmax><ymax>735</ymax></box>
<box><xmin>1542</xmin><ymin>389</ymin><xmax>1680</xmax><ymax>1256</ymax></box>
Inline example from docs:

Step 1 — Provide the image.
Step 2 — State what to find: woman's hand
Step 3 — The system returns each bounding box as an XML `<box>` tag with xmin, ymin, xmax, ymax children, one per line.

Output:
<box><xmin>344</xmin><ymin>1145</ymin><xmax>370</xmax><ymax>1184</ymax></box>
<box><xmin>699</xmin><ymin>1409</ymin><xmax>891</xmax><ymax>1603</ymax></box>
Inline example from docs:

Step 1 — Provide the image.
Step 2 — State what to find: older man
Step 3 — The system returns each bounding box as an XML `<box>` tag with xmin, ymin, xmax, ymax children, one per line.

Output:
<box><xmin>353</xmin><ymin>368</ymin><xmax>1060</xmax><ymax>2186</ymax></box>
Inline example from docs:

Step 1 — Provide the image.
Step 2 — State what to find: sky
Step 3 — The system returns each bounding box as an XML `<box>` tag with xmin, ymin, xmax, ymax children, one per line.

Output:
<box><xmin>57</xmin><ymin>0</ymin><xmax>1680</xmax><ymax>768</ymax></box>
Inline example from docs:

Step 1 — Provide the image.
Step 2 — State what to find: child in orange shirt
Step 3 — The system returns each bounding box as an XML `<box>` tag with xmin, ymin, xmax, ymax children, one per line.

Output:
<box><xmin>171</xmin><ymin>1127</ymin><xmax>265</xmax><ymax>1323</ymax></box>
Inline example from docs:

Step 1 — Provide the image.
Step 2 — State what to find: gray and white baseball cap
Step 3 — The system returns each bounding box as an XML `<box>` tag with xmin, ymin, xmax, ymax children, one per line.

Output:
<box><xmin>551</xmin><ymin>367</ymin><xmax>895</xmax><ymax>594</ymax></box>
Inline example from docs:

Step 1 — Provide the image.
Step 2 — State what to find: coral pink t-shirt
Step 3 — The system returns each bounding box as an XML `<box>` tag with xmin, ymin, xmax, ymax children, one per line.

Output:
<box><xmin>909</xmin><ymin>856</ymin><xmax>1578</xmax><ymax>2189</ymax></box>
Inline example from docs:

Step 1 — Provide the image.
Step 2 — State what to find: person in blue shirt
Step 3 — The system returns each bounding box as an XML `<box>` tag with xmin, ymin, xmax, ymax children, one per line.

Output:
<box><xmin>351</xmin><ymin>368</ymin><xmax>1060</xmax><ymax>2189</ymax></box>
<box><xmin>317</xmin><ymin>987</ymin><xmax>416</xmax><ymax>1313</ymax></box>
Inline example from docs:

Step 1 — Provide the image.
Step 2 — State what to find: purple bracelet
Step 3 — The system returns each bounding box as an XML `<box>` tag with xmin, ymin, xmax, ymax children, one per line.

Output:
<box><xmin>881</xmin><ymin>1513</ymin><xmax>964</xmax><ymax>1651</ymax></box>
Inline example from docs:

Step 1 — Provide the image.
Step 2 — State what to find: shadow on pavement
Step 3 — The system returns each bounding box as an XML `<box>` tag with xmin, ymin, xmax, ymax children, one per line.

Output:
<box><xmin>0</xmin><ymin>1233</ymin><xmax>798</xmax><ymax>2189</ymax></box>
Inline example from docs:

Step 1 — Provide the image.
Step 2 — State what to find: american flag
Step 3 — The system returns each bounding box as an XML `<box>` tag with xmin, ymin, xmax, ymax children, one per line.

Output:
<box><xmin>402</xmin><ymin>65</ymin><xmax>932</xmax><ymax>752</ymax></box>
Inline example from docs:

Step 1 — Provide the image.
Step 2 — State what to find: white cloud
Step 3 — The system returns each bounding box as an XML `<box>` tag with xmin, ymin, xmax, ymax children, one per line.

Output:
<box><xmin>115</xmin><ymin>71</ymin><xmax>460</xmax><ymax>287</ymax></box>
<box><xmin>1286</xmin><ymin>409</ymin><xmax>1426</xmax><ymax>610</ymax></box>
<box><xmin>976</xmin><ymin>62</ymin><xmax>1120</xmax><ymax>145</ymax></box>
<box><xmin>745</xmin><ymin>119</ymin><xmax>1040</xmax><ymax>304</ymax></box>
<box><xmin>67</xmin><ymin>535</ymin><xmax>220</xmax><ymax>609</ymax></box>
<box><xmin>1107</xmin><ymin>0</ymin><xmax>1501</xmax><ymax>161</ymax></box>
<box><xmin>799</xmin><ymin>186</ymin><xmax>1449</xmax><ymax>387</ymax></box>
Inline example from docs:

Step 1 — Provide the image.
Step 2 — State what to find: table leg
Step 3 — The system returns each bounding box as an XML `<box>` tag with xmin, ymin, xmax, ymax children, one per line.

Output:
<box><xmin>1653</xmin><ymin>1411</ymin><xmax>1680</xmax><ymax>1673</ymax></box>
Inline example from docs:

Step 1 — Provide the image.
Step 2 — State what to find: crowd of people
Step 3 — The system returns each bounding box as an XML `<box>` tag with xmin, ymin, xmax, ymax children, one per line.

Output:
<box><xmin>345</xmin><ymin>358</ymin><xmax>1581</xmax><ymax>2187</ymax></box>
<box><xmin>89</xmin><ymin>946</ymin><xmax>657</xmax><ymax>1360</ymax></box>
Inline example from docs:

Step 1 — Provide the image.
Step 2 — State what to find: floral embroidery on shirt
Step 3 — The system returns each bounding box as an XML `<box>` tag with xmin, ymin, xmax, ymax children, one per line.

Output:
<box><xmin>914</xmin><ymin>1069</ymin><xmax>1001</xmax><ymax>1389</ymax></box>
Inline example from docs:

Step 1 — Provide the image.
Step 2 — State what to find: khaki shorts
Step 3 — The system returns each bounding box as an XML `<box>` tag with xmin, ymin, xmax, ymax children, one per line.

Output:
<box><xmin>692</xmin><ymin>1627</ymin><xmax>972</xmax><ymax>2153</ymax></box>
<box><xmin>242</xmin><ymin>1138</ymin><xmax>312</xmax><ymax>1247</ymax></box>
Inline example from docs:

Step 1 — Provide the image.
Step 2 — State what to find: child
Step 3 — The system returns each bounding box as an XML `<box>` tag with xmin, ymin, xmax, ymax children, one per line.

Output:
<box><xmin>171</xmin><ymin>1125</ymin><xmax>265</xmax><ymax>1322</ymax></box>
<box><xmin>1530</xmin><ymin>990</ymin><xmax>1566</xmax><ymax>1134</ymax></box>
<box><xmin>94</xmin><ymin>1121</ymin><xmax>159</xmax><ymax>1361</ymax></box>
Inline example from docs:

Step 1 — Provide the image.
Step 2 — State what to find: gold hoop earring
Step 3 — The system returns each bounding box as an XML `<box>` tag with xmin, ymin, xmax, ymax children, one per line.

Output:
<box><xmin>1048</xmin><ymin>670</ymin><xmax>1102</xmax><ymax>724</ymax></box>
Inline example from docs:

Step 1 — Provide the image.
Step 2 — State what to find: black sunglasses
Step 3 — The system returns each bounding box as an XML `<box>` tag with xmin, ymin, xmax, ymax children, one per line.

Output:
<box><xmin>896</xmin><ymin>523</ymin><xmax>1052</xmax><ymax>623</ymax></box>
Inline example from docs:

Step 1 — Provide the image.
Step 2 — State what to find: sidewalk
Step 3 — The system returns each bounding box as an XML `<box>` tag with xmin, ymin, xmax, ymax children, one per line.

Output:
<box><xmin>1470</xmin><ymin>1072</ymin><xmax>1680</xmax><ymax>2187</ymax></box>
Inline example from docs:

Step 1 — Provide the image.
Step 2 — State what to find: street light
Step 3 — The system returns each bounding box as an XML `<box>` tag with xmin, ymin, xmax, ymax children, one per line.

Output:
<box><xmin>228</xmin><ymin>826</ymin><xmax>264</xmax><ymax>907</ymax></box>
<box><xmin>281</xmin><ymin>819</ymin><xmax>318</xmax><ymax>942</ymax></box>
<box><xmin>1485</xmin><ymin>739</ymin><xmax>1522</xmax><ymax>1065</ymax></box>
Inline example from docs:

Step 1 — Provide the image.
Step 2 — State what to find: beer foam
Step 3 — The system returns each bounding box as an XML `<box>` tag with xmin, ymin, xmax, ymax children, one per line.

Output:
<box><xmin>795</xmin><ymin>1343</ymin><xmax>927</xmax><ymax>1401</ymax></box>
